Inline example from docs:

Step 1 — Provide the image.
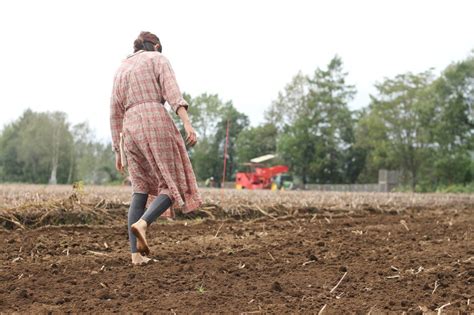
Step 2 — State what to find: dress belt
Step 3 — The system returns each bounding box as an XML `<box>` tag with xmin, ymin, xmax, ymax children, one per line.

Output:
<box><xmin>125</xmin><ymin>100</ymin><xmax>163</xmax><ymax>112</ymax></box>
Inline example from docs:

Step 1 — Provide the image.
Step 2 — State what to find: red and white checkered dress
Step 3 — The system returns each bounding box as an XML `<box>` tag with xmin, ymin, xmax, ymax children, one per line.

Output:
<box><xmin>110</xmin><ymin>51</ymin><xmax>202</xmax><ymax>214</ymax></box>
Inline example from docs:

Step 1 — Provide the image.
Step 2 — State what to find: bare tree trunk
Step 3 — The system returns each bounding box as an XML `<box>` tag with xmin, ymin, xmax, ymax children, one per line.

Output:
<box><xmin>49</xmin><ymin>126</ymin><xmax>60</xmax><ymax>185</ymax></box>
<box><xmin>49</xmin><ymin>163</ymin><xmax>58</xmax><ymax>185</ymax></box>
<box><xmin>67</xmin><ymin>146</ymin><xmax>75</xmax><ymax>184</ymax></box>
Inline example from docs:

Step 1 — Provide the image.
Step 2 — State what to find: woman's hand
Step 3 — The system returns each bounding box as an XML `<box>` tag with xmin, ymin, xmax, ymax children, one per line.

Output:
<box><xmin>184</xmin><ymin>122</ymin><xmax>197</xmax><ymax>147</ymax></box>
<box><xmin>115</xmin><ymin>152</ymin><xmax>124</xmax><ymax>172</ymax></box>
<box><xmin>177</xmin><ymin>106</ymin><xmax>197</xmax><ymax>147</ymax></box>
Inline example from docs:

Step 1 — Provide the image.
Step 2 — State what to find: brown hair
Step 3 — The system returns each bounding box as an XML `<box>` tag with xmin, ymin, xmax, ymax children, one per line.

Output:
<box><xmin>133</xmin><ymin>31</ymin><xmax>161</xmax><ymax>53</ymax></box>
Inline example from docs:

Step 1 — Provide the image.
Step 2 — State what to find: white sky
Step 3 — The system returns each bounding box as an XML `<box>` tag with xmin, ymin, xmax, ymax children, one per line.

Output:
<box><xmin>0</xmin><ymin>0</ymin><xmax>473</xmax><ymax>141</ymax></box>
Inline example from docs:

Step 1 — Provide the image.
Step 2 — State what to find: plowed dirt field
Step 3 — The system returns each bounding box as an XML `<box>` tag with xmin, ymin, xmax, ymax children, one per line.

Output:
<box><xmin>0</xmin><ymin>185</ymin><xmax>472</xmax><ymax>313</ymax></box>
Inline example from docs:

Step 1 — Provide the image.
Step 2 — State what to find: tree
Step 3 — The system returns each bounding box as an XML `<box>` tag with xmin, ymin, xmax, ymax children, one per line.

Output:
<box><xmin>69</xmin><ymin>122</ymin><xmax>121</xmax><ymax>184</ymax></box>
<box><xmin>0</xmin><ymin>109</ymin><xmax>73</xmax><ymax>184</ymax></box>
<box><xmin>68</xmin><ymin>122</ymin><xmax>93</xmax><ymax>184</ymax></box>
<box><xmin>278</xmin><ymin>117</ymin><xmax>316</xmax><ymax>184</ymax></box>
<box><xmin>180</xmin><ymin>93</ymin><xmax>226</xmax><ymax>182</ymax></box>
<box><xmin>264</xmin><ymin>71</ymin><xmax>309</xmax><ymax>130</ymax></box>
<box><xmin>184</xmin><ymin>93</ymin><xmax>226</xmax><ymax>139</ymax></box>
<box><xmin>235</xmin><ymin>124</ymin><xmax>278</xmax><ymax>164</ymax></box>
<box><xmin>0</xmin><ymin>109</ymin><xmax>120</xmax><ymax>185</ymax></box>
<box><xmin>214</xmin><ymin>103</ymin><xmax>250</xmax><ymax>182</ymax></box>
<box><xmin>356</xmin><ymin>71</ymin><xmax>436</xmax><ymax>190</ymax></box>
<box><xmin>178</xmin><ymin>93</ymin><xmax>249</xmax><ymax>183</ymax></box>
<box><xmin>47</xmin><ymin>112</ymin><xmax>72</xmax><ymax>184</ymax></box>
<box><xmin>306</xmin><ymin>56</ymin><xmax>357</xmax><ymax>183</ymax></box>
<box><xmin>268</xmin><ymin>56</ymin><xmax>358</xmax><ymax>184</ymax></box>
<box><xmin>0</xmin><ymin>123</ymin><xmax>24</xmax><ymax>182</ymax></box>
<box><xmin>188</xmin><ymin>137</ymin><xmax>220</xmax><ymax>182</ymax></box>
<box><xmin>430</xmin><ymin>55</ymin><xmax>474</xmax><ymax>185</ymax></box>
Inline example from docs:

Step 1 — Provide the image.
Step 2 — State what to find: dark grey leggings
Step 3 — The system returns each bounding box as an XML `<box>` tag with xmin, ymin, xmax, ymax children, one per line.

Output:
<box><xmin>127</xmin><ymin>193</ymin><xmax>172</xmax><ymax>253</ymax></box>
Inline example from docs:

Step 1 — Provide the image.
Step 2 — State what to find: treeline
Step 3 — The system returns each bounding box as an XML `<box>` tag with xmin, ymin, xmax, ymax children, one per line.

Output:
<box><xmin>0</xmin><ymin>111</ymin><xmax>119</xmax><ymax>185</ymax></box>
<box><xmin>184</xmin><ymin>54</ymin><xmax>473</xmax><ymax>191</ymax></box>
<box><xmin>0</xmin><ymin>54</ymin><xmax>472</xmax><ymax>191</ymax></box>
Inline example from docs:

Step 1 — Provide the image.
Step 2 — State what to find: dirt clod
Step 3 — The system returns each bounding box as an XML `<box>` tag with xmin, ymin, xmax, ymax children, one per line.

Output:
<box><xmin>55</xmin><ymin>298</ymin><xmax>65</xmax><ymax>305</ymax></box>
<box><xmin>97</xmin><ymin>290</ymin><xmax>113</xmax><ymax>300</ymax></box>
<box><xmin>308</xmin><ymin>254</ymin><xmax>318</xmax><ymax>261</ymax></box>
<box><xmin>17</xmin><ymin>289</ymin><xmax>28</xmax><ymax>299</ymax></box>
<box><xmin>271</xmin><ymin>281</ymin><xmax>283</xmax><ymax>292</ymax></box>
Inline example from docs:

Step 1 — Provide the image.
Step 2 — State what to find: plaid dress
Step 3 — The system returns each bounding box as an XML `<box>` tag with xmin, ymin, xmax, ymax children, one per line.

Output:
<box><xmin>110</xmin><ymin>51</ymin><xmax>202</xmax><ymax>214</ymax></box>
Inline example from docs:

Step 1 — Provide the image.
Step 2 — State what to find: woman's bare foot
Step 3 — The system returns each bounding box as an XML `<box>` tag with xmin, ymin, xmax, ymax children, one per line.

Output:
<box><xmin>131</xmin><ymin>219</ymin><xmax>150</xmax><ymax>255</ymax></box>
<box><xmin>131</xmin><ymin>252</ymin><xmax>152</xmax><ymax>265</ymax></box>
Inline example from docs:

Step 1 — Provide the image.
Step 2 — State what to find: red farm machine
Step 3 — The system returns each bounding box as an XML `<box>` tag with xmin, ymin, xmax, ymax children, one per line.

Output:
<box><xmin>235</xmin><ymin>154</ymin><xmax>290</xmax><ymax>190</ymax></box>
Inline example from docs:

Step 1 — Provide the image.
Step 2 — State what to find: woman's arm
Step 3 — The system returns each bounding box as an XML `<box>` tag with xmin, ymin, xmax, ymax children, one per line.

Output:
<box><xmin>158</xmin><ymin>55</ymin><xmax>189</xmax><ymax>114</ymax></box>
<box><xmin>158</xmin><ymin>55</ymin><xmax>197</xmax><ymax>146</ymax></box>
<box><xmin>110</xmin><ymin>83</ymin><xmax>125</xmax><ymax>171</ymax></box>
<box><xmin>177</xmin><ymin>106</ymin><xmax>197</xmax><ymax>147</ymax></box>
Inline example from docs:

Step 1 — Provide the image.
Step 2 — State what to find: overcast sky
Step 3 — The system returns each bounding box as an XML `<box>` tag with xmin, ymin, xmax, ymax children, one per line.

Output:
<box><xmin>0</xmin><ymin>0</ymin><xmax>473</xmax><ymax>141</ymax></box>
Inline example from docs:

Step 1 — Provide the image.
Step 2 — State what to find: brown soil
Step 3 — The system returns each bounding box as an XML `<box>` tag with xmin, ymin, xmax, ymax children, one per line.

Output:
<box><xmin>0</xmin><ymin>207</ymin><xmax>472</xmax><ymax>314</ymax></box>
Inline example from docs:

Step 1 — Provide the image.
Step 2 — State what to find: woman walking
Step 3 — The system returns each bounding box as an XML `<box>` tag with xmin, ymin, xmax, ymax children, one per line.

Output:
<box><xmin>110</xmin><ymin>31</ymin><xmax>202</xmax><ymax>265</ymax></box>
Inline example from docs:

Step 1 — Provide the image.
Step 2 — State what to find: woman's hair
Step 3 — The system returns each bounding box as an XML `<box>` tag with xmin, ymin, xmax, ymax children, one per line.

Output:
<box><xmin>133</xmin><ymin>31</ymin><xmax>161</xmax><ymax>53</ymax></box>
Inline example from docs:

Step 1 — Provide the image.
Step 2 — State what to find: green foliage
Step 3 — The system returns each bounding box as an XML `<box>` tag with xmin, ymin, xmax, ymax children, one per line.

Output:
<box><xmin>356</xmin><ymin>71</ymin><xmax>436</xmax><ymax>190</ymax></box>
<box><xmin>277</xmin><ymin>116</ymin><xmax>315</xmax><ymax>183</ymax></box>
<box><xmin>183</xmin><ymin>93</ymin><xmax>249</xmax><ymax>182</ymax></box>
<box><xmin>265</xmin><ymin>71</ymin><xmax>308</xmax><ymax>129</ymax></box>
<box><xmin>356</xmin><ymin>54</ymin><xmax>474</xmax><ymax>190</ymax></box>
<box><xmin>395</xmin><ymin>182</ymin><xmax>474</xmax><ymax>193</ymax></box>
<box><xmin>0</xmin><ymin>110</ymin><xmax>73</xmax><ymax>184</ymax></box>
<box><xmin>0</xmin><ymin>110</ymin><xmax>120</xmax><ymax>185</ymax></box>
<box><xmin>435</xmin><ymin>182</ymin><xmax>474</xmax><ymax>193</ymax></box>
<box><xmin>186</xmin><ymin>93</ymin><xmax>226</xmax><ymax>139</ymax></box>
<box><xmin>429</xmin><ymin>55</ymin><xmax>474</xmax><ymax>185</ymax></box>
<box><xmin>190</xmin><ymin>137</ymin><xmax>220</xmax><ymax>182</ymax></box>
<box><xmin>196</xmin><ymin>284</ymin><xmax>206</xmax><ymax>294</ymax></box>
<box><xmin>1</xmin><ymin>54</ymin><xmax>472</xmax><ymax>191</ymax></box>
<box><xmin>268</xmin><ymin>56</ymin><xmax>360</xmax><ymax>184</ymax></box>
<box><xmin>214</xmin><ymin>102</ymin><xmax>250</xmax><ymax>181</ymax></box>
<box><xmin>235</xmin><ymin>124</ymin><xmax>278</xmax><ymax>165</ymax></box>
<box><xmin>0</xmin><ymin>123</ymin><xmax>24</xmax><ymax>181</ymax></box>
<box><xmin>72</xmin><ymin>122</ymin><xmax>120</xmax><ymax>184</ymax></box>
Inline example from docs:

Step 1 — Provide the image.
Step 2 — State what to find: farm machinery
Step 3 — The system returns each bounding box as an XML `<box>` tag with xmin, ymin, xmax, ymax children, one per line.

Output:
<box><xmin>235</xmin><ymin>154</ymin><xmax>291</xmax><ymax>190</ymax></box>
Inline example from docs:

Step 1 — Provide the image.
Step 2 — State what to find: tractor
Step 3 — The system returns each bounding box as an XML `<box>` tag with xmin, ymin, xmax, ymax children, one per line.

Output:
<box><xmin>235</xmin><ymin>154</ymin><xmax>291</xmax><ymax>190</ymax></box>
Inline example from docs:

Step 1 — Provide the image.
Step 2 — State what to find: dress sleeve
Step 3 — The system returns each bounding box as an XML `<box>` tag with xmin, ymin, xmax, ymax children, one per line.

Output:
<box><xmin>110</xmin><ymin>82</ymin><xmax>124</xmax><ymax>153</ymax></box>
<box><xmin>158</xmin><ymin>55</ymin><xmax>189</xmax><ymax>114</ymax></box>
